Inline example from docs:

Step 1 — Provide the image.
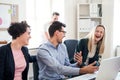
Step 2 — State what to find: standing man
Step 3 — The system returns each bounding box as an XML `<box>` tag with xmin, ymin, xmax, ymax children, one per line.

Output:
<box><xmin>37</xmin><ymin>21</ymin><xmax>98</xmax><ymax>80</ymax></box>
<box><xmin>44</xmin><ymin>12</ymin><xmax>60</xmax><ymax>40</ymax></box>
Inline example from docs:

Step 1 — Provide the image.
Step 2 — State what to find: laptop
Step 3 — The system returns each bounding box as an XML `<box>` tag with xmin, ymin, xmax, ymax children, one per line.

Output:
<box><xmin>86</xmin><ymin>56</ymin><xmax>120</xmax><ymax>80</ymax></box>
<box><xmin>67</xmin><ymin>56</ymin><xmax>120</xmax><ymax>80</ymax></box>
<box><xmin>94</xmin><ymin>56</ymin><xmax>120</xmax><ymax>80</ymax></box>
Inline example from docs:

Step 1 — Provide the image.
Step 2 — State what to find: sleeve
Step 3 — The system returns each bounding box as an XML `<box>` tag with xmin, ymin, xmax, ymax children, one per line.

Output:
<box><xmin>29</xmin><ymin>55</ymin><xmax>36</xmax><ymax>63</ymax></box>
<box><xmin>0</xmin><ymin>46</ymin><xmax>6</xmax><ymax>80</ymax></box>
<box><xmin>37</xmin><ymin>47</ymin><xmax>80</xmax><ymax>76</ymax></box>
<box><xmin>24</xmin><ymin>47</ymin><xmax>36</xmax><ymax>62</ymax></box>
<box><xmin>44</xmin><ymin>22</ymin><xmax>50</xmax><ymax>32</ymax></box>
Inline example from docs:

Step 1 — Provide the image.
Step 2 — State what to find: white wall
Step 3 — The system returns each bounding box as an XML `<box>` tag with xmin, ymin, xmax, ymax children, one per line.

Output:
<box><xmin>64</xmin><ymin>0</ymin><xmax>78</xmax><ymax>39</ymax></box>
<box><xmin>102</xmin><ymin>0</ymin><xmax>114</xmax><ymax>58</ymax></box>
<box><xmin>26</xmin><ymin>0</ymin><xmax>51</xmax><ymax>48</ymax></box>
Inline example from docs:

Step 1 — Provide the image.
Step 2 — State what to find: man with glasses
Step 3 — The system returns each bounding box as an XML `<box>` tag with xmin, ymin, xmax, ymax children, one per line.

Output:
<box><xmin>37</xmin><ymin>21</ymin><xmax>98</xmax><ymax>80</ymax></box>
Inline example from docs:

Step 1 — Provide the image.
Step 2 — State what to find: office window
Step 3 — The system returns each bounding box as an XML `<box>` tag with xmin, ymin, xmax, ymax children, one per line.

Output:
<box><xmin>26</xmin><ymin>0</ymin><xmax>64</xmax><ymax>48</ymax></box>
<box><xmin>26</xmin><ymin>0</ymin><xmax>51</xmax><ymax>48</ymax></box>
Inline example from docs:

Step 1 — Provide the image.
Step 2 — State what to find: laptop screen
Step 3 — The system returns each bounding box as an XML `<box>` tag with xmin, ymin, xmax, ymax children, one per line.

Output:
<box><xmin>95</xmin><ymin>56</ymin><xmax>120</xmax><ymax>80</ymax></box>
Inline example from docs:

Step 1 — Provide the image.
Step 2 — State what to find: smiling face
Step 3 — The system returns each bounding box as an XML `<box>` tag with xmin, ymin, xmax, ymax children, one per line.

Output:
<box><xmin>94</xmin><ymin>26</ymin><xmax>105</xmax><ymax>43</ymax></box>
<box><xmin>19</xmin><ymin>27</ymin><xmax>31</xmax><ymax>45</ymax></box>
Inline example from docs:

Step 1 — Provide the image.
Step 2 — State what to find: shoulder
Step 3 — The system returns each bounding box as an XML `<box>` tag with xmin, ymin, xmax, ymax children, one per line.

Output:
<box><xmin>59</xmin><ymin>43</ymin><xmax>66</xmax><ymax>48</ymax></box>
<box><xmin>58</xmin><ymin>43</ymin><xmax>67</xmax><ymax>52</ymax></box>
<box><xmin>80</xmin><ymin>38</ymin><xmax>88</xmax><ymax>41</ymax></box>
<box><xmin>22</xmin><ymin>46</ymin><xmax>29</xmax><ymax>52</ymax></box>
<box><xmin>44</xmin><ymin>21</ymin><xmax>51</xmax><ymax>26</ymax></box>
<box><xmin>39</xmin><ymin>42</ymin><xmax>66</xmax><ymax>51</ymax></box>
<box><xmin>38</xmin><ymin>42</ymin><xmax>51</xmax><ymax>52</ymax></box>
<box><xmin>0</xmin><ymin>43</ymin><xmax>11</xmax><ymax>51</ymax></box>
<box><xmin>0</xmin><ymin>43</ymin><xmax>11</xmax><ymax>57</ymax></box>
<box><xmin>78</xmin><ymin>38</ymin><xmax>89</xmax><ymax>46</ymax></box>
<box><xmin>0</xmin><ymin>45</ymin><xmax>7</xmax><ymax>50</ymax></box>
<box><xmin>79</xmin><ymin>38</ymin><xmax>89</xmax><ymax>43</ymax></box>
<box><xmin>39</xmin><ymin>42</ymin><xmax>48</xmax><ymax>48</ymax></box>
<box><xmin>44</xmin><ymin>22</ymin><xmax>51</xmax><ymax>32</ymax></box>
<box><xmin>44</xmin><ymin>22</ymin><xmax>51</xmax><ymax>28</ymax></box>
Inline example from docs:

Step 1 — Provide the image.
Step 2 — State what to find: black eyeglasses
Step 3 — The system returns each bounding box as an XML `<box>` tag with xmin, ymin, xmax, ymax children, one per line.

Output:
<box><xmin>59</xmin><ymin>30</ymin><xmax>66</xmax><ymax>34</ymax></box>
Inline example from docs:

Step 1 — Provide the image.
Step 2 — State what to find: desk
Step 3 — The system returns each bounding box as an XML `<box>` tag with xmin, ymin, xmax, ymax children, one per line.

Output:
<box><xmin>67</xmin><ymin>72</ymin><xmax>120</xmax><ymax>80</ymax></box>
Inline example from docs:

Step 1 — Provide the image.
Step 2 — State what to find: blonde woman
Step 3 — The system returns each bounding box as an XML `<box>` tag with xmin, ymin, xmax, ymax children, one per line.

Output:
<box><xmin>76</xmin><ymin>25</ymin><xmax>105</xmax><ymax>67</ymax></box>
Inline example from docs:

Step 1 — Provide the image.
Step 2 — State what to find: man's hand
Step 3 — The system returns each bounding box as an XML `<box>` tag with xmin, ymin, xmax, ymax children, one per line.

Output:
<box><xmin>74</xmin><ymin>51</ymin><xmax>82</xmax><ymax>66</ymax></box>
<box><xmin>79</xmin><ymin>61</ymin><xmax>99</xmax><ymax>74</ymax></box>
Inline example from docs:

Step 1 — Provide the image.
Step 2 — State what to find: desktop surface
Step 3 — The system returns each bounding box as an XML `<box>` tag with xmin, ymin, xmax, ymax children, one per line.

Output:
<box><xmin>67</xmin><ymin>72</ymin><xmax>120</xmax><ymax>80</ymax></box>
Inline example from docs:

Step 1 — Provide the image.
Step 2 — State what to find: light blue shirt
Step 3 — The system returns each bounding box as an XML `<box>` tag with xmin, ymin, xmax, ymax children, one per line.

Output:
<box><xmin>37</xmin><ymin>41</ymin><xmax>80</xmax><ymax>80</ymax></box>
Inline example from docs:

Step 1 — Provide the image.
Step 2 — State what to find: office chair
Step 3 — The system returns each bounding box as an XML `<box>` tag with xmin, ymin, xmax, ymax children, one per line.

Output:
<box><xmin>33</xmin><ymin>62</ymin><xmax>39</xmax><ymax>80</ymax></box>
<box><xmin>64</xmin><ymin>39</ymin><xmax>78</xmax><ymax>63</ymax></box>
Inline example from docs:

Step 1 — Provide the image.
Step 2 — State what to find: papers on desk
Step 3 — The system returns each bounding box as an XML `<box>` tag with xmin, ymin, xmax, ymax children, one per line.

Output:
<box><xmin>67</xmin><ymin>72</ymin><xmax>97</xmax><ymax>80</ymax></box>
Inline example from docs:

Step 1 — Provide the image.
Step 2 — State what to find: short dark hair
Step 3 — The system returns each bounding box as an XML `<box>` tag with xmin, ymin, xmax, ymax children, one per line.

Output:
<box><xmin>8</xmin><ymin>21</ymin><xmax>30</xmax><ymax>39</ymax></box>
<box><xmin>52</xmin><ymin>12</ymin><xmax>59</xmax><ymax>16</ymax></box>
<box><xmin>49</xmin><ymin>21</ymin><xmax>66</xmax><ymax>37</ymax></box>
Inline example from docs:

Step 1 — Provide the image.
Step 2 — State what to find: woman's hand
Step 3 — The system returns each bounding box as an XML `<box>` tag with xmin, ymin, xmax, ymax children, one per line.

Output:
<box><xmin>74</xmin><ymin>51</ymin><xmax>82</xmax><ymax>66</ymax></box>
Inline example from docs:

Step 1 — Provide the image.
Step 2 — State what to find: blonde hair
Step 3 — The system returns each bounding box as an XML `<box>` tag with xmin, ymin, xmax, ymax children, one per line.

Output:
<box><xmin>86</xmin><ymin>25</ymin><xmax>105</xmax><ymax>54</ymax></box>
